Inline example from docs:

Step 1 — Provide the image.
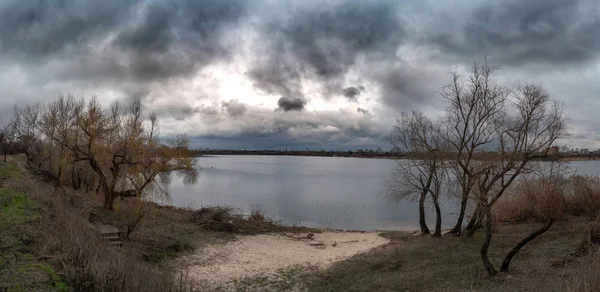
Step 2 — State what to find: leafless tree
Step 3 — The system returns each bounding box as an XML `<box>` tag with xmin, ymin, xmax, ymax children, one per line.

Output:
<box><xmin>441</xmin><ymin>59</ymin><xmax>509</xmax><ymax>236</ymax></box>
<box><xmin>387</xmin><ymin>111</ymin><xmax>448</xmax><ymax>237</ymax></box>
<box><xmin>13</xmin><ymin>103</ymin><xmax>42</xmax><ymax>166</ymax></box>
<box><xmin>0</xmin><ymin>120</ymin><xmax>17</xmax><ymax>162</ymax></box>
<box><xmin>40</xmin><ymin>95</ymin><xmax>198</xmax><ymax>210</ymax></box>
<box><xmin>468</xmin><ymin>84</ymin><xmax>565</xmax><ymax>275</ymax></box>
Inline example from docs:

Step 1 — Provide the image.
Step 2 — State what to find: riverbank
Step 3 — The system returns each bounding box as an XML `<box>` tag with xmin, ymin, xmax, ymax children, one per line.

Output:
<box><xmin>2</xmin><ymin>157</ymin><xmax>599</xmax><ymax>291</ymax></box>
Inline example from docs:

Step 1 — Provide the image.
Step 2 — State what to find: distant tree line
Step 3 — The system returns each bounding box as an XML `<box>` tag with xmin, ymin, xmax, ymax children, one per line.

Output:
<box><xmin>193</xmin><ymin>148</ymin><xmax>400</xmax><ymax>158</ymax></box>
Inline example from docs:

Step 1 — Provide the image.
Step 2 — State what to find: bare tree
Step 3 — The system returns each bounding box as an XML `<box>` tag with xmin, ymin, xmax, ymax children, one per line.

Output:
<box><xmin>387</xmin><ymin>111</ymin><xmax>447</xmax><ymax>236</ymax></box>
<box><xmin>40</xmin><ymin>95</ymin><xmax>198</xmax><ymax>210</ymax></box>
<box><xmin>0</xmin><ymin>120</ymin><xmax>17</xmax><ymax>162</ymax></box>
<box><xmin>441</xmin><ymin>59</ymin><xmax>509</xmax><ymax>236</ymax></box>
<box><xmin>13</xmin><ymin>103</ymin><xmax>42</xmax><ymax>166</ymax></box>
<box><xmin>468</xmin><ymin>84</ymin><xmax>566</xmax><ymax>276</ymax></box>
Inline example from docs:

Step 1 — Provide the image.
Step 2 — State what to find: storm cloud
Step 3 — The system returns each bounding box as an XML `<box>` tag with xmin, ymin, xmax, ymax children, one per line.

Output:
<box><xmin>0</xmin><ymin>0</ymin><xmax>249</xmax><ymax>84</ymax></box>
<box><xmin>277</xmin><ymin>97</ymin><xmax>307</xmax><ymax>112</ymax></box>
<box><xmin>1</xmin><ymin>0</ymin><xmax>600</xmax><ymax>149</ymax></box>
<box><xmin>248</xmin><ymin>0</ymin><xmax>404</xmax><ymax>101</ymax></box>
<box><xmin>426</xmin><ymin>0</ymin><xmax>600</xmax><ymax>66</ymax></box>
<box><xmin>342</xmin><ymin>86</ymin><xmax>363</xmax><ymax>101</ymax></box>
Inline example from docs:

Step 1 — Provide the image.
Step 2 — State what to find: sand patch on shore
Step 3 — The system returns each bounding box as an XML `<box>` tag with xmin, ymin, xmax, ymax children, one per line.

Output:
<box><xmin>181</xmin><ymin>231</ymin><xmax>389</xmax><ymax>286</ymax></box>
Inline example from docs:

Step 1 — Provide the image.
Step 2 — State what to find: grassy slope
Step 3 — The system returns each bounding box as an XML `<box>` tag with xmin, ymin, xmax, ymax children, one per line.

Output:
<box><xmin>307</xmin><ymin>222</ymin><xmax>589</xmax><ymax>292</ymax></box>
<box><xmin>0</xmin><ymin>162</ymin><xmax>68</xmax><ymax>292</ymax></box>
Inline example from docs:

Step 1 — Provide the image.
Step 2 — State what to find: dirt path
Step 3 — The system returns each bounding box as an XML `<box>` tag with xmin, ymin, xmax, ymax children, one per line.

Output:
<box><xmin>181</xmin><ymin>231</ymin><xmax>389</xmax><ymax>287</ymax></box>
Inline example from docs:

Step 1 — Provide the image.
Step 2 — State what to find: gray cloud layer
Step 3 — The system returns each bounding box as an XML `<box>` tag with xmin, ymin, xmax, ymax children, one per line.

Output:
<box><xmin>1</xmin><ymin>0</ymin><xmax>599</xmax><ymax>149</ymax></box>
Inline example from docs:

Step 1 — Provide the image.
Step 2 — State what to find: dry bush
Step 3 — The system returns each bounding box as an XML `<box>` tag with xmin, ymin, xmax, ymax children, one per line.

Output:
<box><xmin>567</xmin><ymin>253</ymin><xmax>600</xmax><ymax>292</ymax></box>
<box><xmin>249</xmin><ymin>202</ymin><xmax>267</xmax><ymax>222</ymax></box>
<box><xmin>496</xmin><ymin>174</ymin><xmax>600</xmax><ymax>223</ymax></box>
<box><xmin>8</xmin><ymin>178</ymin><xmax>199</xmax><ymax>292</ymax></box>
<box><xmin>495</xmin><ymin>176</ymin><xmax>566</xmax><ymax>223</ymax></box>
<box><xmin>193</xmin><ymin>206</ymin><xmax>237</xmax><ymax>232</ymax></box>
<box><xmin>566</xmin><ymin>175</ymin><xmax>600</xmax><ymax>217</ymax></box>
<box><xmin>192</xmin><ymin>205</ymin><xmax>316</xmax><ymax>235</ymax></box>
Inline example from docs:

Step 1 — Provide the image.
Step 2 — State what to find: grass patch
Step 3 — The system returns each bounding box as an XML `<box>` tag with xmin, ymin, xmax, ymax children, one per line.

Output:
<box><xmin>306</xmin><ymin>221</ymin><xmax>589</xmax><ymax>292</ymax></box>
<box><xmin>0</xmin><ymin>161</ymin><xmax>21</xmax><ymax>181</ymax></box>
<box><xmin>230</xmin><ymin>264</ymin><xmax>318</xmax><ymax>291</ymax></box>
<box><xmin>0</xmin><ymin>188</ymin><xmax>68</xmax><ymax>292</ymax></box>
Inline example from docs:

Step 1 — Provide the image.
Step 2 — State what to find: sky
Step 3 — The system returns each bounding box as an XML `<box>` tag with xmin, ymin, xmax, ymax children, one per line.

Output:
<box><xmin>0</xmin><ymin>0</ymin><xmax>599</xmax><ymax>150</ymax></box>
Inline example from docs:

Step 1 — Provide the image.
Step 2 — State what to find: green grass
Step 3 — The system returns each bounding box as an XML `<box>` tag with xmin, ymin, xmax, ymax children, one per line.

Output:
<box><xmin>0</xmin><ymin>161</ymin><xmax>21</xmax><ymax>181</ymax></box>
<box><xmin>305</xmin><ymin>221</ymin><xmax>588</xmax><ymax>292</ymax></box>
<box><xmin>0</xmin><ymin>187</ymin><xmax>69</xmax><ymax>291</ymax></box>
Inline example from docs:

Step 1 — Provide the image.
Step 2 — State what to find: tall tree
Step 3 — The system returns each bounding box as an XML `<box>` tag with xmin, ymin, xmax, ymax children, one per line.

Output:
<box><xmin>470</xmin><ymin>84</ymin><xmax>566</xmax><ymax>275</ymax></box>
<box><xmin>441</xmin><ymin>59</ymin><xmax>509</xmax><ymax>236</ymax></box>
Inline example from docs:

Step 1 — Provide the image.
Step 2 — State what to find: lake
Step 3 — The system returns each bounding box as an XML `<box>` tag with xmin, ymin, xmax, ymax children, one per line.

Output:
<box><xmin>164</xmin><ymin>156</ymin><xmax>600</xmax><ymax>231</ymax></box>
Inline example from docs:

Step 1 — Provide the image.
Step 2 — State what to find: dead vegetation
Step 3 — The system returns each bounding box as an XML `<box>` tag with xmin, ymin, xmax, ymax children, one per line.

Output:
<box><xmin>192</xmin><ymin>205</ymin><xmax>319</xmax><ymax>235</ymax></box>
<box><xmin>495</xmin><ymin>175</ymin><xmax>600</xmax><ymax>223</ymax></box>
<box><xmin>307</xmin><ymin>220</ymin><xmax>597</xmax><ymax>292</ymax></box>
<box><xmin>4</xmin><ymin>176</ymin><xmax>202</xmax><ymax>291</ymax></box>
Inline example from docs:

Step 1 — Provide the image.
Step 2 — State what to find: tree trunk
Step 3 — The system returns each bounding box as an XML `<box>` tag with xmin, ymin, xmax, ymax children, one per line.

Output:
<box><xmin>103</xmin><ymin>192</ymin><xmax>115</xmax><ymax>211</ymax></box>
<box><xmin>466</xmin><ymin>206</ymin><xmax>482</xmax><ymax>236</ymax></box>
<box><xmin>419</xmin><ymin>190</ymin><xmax>430</xmax><ymax>234</ymax></box>
<box><xmin>500</xmin><ymin>220</ymin><xmax>554</xmax><ymax>272</ymax></box>
<box><xmin>71</xmin><ymin>165</ymin><xmax>79</xmax><ymax>190</ymax></box>
<box><xmin>450</xmin><ymin>192</ymin><xmax>469</xmax><ymax>235</ymax></box>
<box><xmin>433</xmin><ymin>194</ymin><xmax>442</xmax><ymax>237</ymax></box>
<box><xmin>3</xmin><ymin>151</ymin><xmax>7</xmax><ymax>162</ymax></box>
<box><xmin>480</xmin><ymin>210</ymin><xmax>497</xmax><ymax>276</ymax></box>
<box><xmin>88</xmin><ymin>157</ymin><xmax>113</xmax><ymax>211</ymax></box>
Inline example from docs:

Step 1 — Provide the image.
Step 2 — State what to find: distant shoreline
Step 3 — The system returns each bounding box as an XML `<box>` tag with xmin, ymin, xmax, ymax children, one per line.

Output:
<box><xmin>196</xmin><ymin>153</ymin><xmax>399</xmax><ymax>160</ymax></box>
<box><xmin>196</xmin><ymin>153</ymin><xmax>600</xmax><ymax>162</ymax></box>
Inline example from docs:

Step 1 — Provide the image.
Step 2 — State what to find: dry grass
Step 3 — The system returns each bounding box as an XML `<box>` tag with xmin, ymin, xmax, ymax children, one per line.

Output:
<box><xmin>567</xmin><ymin>253</ymin><xmax>600</xmax><ymax>292</ymax></box>
<box><xmin>6</xmin><ymin>177</ymin><xmax>204</xmax><ymax>292</ymax></box>
<box><xmin>307</xmin><ymin>220</ymin><xmax>591</xmax><ymax>292</ymax></box>
<box><xmin>495</xmin><ymin>175</ymin><xmax>600</xmax><ymax>223</ymax></box>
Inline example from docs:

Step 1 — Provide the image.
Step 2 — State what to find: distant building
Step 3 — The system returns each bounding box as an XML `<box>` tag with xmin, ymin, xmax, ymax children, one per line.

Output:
<box><xmin>547</xmin><ymin>146</ymin><xmax>560</xmax><ymax>155</ymax></box>
<box><xmin>581</xmin><ymin>149</ymin><xmax>590</xmax><ymax>154</ymax></box>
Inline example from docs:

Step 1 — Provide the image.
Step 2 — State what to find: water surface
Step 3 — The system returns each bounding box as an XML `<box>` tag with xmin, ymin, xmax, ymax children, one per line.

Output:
<box><xmin>166</xmin><ymin>156</ymin><xmax>600</xmax><ymax>231</ymax></box>
<box><xmin>167</xmin><ymin>155</ymin><xmax>460</xmax><ymax>231</ymax></box>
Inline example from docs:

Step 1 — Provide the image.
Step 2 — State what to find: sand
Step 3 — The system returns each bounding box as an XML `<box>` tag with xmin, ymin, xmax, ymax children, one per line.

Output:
<box><xmin>181</xmin><ymin>231</ymin><xmax>389</xmax><ymax>286</ymax></box>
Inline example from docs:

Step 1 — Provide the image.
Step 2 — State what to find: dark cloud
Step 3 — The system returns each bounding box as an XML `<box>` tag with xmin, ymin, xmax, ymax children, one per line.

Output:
<box><xmin>249</xmin><ymin>0</ymin><xmax>403</xmax><ymax>99</ymax></box>
<box><xmin>357</xmin><ymin>107</ymin><xmax>369</xmax><ymax>114</ymax></box>
<box><xmin>153</xmin><ymin>104</ymin><xmax>200</xmax><ymax>121</ymax></box>
<box><xmin>0</xmin><ymin>0</ymin><xmax>136</xmax><ymax>58</ymax></box>
<box><xmin>370</xmin><ymin>64</ymin><xmax>442</xmax><ymax>110</ymax></box>
<box><xmin>277</xmin><ymin>97</ymin><xmax>307</xmax><ymax>112</ymax></box>
<box><xmin>221</xmin><ymin>100</ymin><xmax>247</xmax><ymax>117</ymax></box>
<box><xmin>247</xmin><ymin>62</ymin><xmax>304</xmax><ymax>98</ymax></box>
<box><xmin>342</xmin><ymin>86</ymin><xmax>363</xmax><ymax>101</ymax></box>
<box><xmin>0</xmin><ymin>0</ymin><xmax>249</xmax><ymax>83</ymax></box>
<box><xmin>427</xmin><ymin>0</ymin><xmax>600</xmax><ymax>66</ymax></box>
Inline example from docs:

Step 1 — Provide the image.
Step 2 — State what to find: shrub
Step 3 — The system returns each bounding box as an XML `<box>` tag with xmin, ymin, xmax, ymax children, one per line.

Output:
<box><xmin>193</xmin><ymin>206</ymin><xmax>237</xmax><ymax>232</ymax></box>
<box><xmin>495</xmin><ymin>174</ymin><xmax>600</xmax><ymax>223</ymax></box>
